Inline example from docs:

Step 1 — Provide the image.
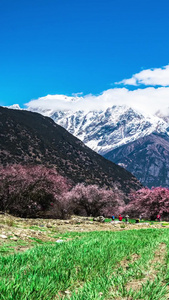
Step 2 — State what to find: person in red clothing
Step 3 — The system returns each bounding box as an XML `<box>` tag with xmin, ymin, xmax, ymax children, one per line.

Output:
<box><xmin>118</xmin><ymin>214</ymin><xmax>122</xmax><ymax>221</ymax></box>
<box><xmin>157</xmin><ymin>214</ymin><xmax>161</xmax><ymax>222</ymax></box>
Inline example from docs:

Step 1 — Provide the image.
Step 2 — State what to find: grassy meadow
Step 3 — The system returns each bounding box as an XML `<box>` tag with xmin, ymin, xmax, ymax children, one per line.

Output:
<box><xmin>1</xmin><ymin>224</ymin><xmax>169</xmax><ymax>300</ymax></box>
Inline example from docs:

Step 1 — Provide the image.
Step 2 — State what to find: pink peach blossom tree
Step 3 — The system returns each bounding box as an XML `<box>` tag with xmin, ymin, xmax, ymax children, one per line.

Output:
<box><xmin>0</xmin><ymin>164</ymin><xmax>70</xmax><ymax>218</ymax></box>
<box><xmin>64</xmin><ymin>183</ymin><xmax>125</xmax><ymax>217</ymax></box>
<box><xmin>124</xmin><ymin>187</ymin><xmax>169</xmax><ymax>220</ymax></box>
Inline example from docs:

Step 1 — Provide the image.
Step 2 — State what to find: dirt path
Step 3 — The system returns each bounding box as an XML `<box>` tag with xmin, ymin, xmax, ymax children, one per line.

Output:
<box><xmin>0</xmin><ymin>214</ymin><xmax>166</xmax><ymax>253</ymax></box>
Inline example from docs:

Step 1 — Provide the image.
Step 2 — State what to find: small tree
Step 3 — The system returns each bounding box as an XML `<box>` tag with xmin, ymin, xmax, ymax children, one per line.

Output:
<box><xmin>124</xmin><ymin>187</ymin><xmax>169</xmax><ymax>220</ymax></box>
<box><xmin>64</xmin><ymin>183</ymin><xmax>125</xmax><ymax>217</ymax></box>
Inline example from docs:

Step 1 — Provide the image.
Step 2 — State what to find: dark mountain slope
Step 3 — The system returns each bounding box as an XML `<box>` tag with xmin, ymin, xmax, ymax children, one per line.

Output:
<box><xmin>0</xmin><ymin>106</ymin><xmax>142</xmax><ymax>196</ymax></box>
<box><xmin>104</xmin><ymin>133</ymin><xmax>169</xmax><ymax>188</ymax></box>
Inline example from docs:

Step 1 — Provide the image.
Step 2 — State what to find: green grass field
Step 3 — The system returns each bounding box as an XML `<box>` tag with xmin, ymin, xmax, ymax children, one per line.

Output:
<box><xmin>1</xmin><ymin>228</ymin><xmax>169</xmax><ymax>299</ymax></box>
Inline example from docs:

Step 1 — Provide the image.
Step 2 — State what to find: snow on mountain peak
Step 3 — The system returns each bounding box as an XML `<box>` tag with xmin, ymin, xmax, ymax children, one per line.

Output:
<box><xmin>12</xmin><ymin>100</ymin><xmax>169</xmax><ymax>155</ymax></box>
<box><xmin>40</xmin><ymin>104</ymin><xmax>168</xmax><ymax>155</ymax></box>
<box><xmin>8</xmin><ymin>104</ymin><xmax>21</xmax><ymax>110</ymax></box>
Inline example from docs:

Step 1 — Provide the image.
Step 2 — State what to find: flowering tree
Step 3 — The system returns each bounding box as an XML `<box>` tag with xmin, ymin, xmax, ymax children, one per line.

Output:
<box><xmin>124</xmin><ymin>187</ymin><xmax>169</xmax><ymax>220</ymax></box>
<box><xmin>0</xmin><ymin>165</ymin><xmax>126</xmax><ymax>219</ymax></box>
<box><xmin>0</xmin><ymin>164</ymin><xmax>70</xmax><ymax>218</ymax></box>
<box><xmin>64</xmin><ymin>183</ymin><xmax>125</xmax><ymax>217</ymax></box>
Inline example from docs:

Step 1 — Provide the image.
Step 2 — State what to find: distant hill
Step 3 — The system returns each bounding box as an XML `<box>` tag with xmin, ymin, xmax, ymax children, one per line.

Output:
<box><xmin>0</xmin><ymin>106</ymin><xmax>142</xmax><ymax>199</ymax></box>
<box><xmin>104</xmin><ymin>133</ymin><xmax>169</xmax><ymax>188</ymax></box>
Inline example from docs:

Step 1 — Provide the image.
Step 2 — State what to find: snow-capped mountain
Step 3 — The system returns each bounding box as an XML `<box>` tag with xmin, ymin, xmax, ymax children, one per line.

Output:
<box><xmin>7</xmin><ymin>104</ymin><xmax>21</xmax><ymax>110</ymax></box>
<box><xmin>11</xmin><ymin>103</ymin><xmax>169</xmax><ymax>155</ymax></box>
<box><xmin>48</xmin><ymin>106</ymin><xmax>169</xmax><ymax>188</ymax></box>
<box><xmin>55</xmin><ymin>107</ymin><xmax>169</xmax><ymax>154</ymax></box>
<box><xmin>26</xmin><ymin>105</ymin><xmax>168</xmax><ymax>155</ymax></box>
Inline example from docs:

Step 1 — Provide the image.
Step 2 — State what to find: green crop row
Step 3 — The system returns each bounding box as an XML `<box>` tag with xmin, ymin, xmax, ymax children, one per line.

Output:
<box><xmin>1</xmin><ymin>229</ymin><xmax>169</xmax><ymax>299</ymax></box>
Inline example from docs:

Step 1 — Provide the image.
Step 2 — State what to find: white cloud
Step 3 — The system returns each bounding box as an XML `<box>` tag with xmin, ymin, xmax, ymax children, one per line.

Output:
<box><xmin>117</xmin><ymin>65</ymin><xmax>169</xmax><ymax>86</ymax></box>
<box><xmin>25</xmin><ymin>86</ymin><xmax>169</xmax><ymax>116</ymax></box>
<box><xmin>24</xmin><ymin>64</ymin><xmax>169</xmax><ymax>117</ymax></box>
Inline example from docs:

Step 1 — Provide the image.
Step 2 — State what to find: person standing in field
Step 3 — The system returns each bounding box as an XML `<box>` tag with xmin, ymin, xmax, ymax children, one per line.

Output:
<box><xmin>118</xmin><ymin>214</ymin><xmax>122</xmax><ymax>221</ymax></box>
<box><xmin>112</xmin><ymin>214</ymin><xmax>115</xmax><ymax>221</ymax></box>
<box><xmin>125</xmin><ymin>214</ymin><xmax>129</xmax><ymax>223</ymax></box>
<box><xmin>157</xmin><ymin>214</ymin><xmax>161</xmax><ymax>222</ymax></box>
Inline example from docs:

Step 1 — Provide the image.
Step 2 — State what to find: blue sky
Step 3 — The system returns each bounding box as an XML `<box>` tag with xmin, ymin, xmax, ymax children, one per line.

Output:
<box><xmin>0</xmin><ymin>0</ymin><xmax>169</xmax><ymax>107</ymax></box>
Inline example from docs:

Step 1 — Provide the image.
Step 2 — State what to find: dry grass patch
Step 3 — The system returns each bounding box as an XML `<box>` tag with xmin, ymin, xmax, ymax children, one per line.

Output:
<box><xmin>119</xmin><ymin>253</ymin><xmax>140</xmax><ymax>271</ymax></box>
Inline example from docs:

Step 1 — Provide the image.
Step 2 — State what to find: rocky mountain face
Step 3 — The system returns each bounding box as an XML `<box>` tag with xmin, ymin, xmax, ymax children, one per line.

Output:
<box><xmin>0</xmin><ymin>106</ymin><xmax>142</xmax><ymax>199</ymax></box>
<box><xmin>104</xmin><ymin>133</ymin><xmax>169</xmax><ymax>188</ymax></box>
<box><xmin>38</xmin><ymin>105</ymin><xmax>168</xmax><ymax>155</ymax></box>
